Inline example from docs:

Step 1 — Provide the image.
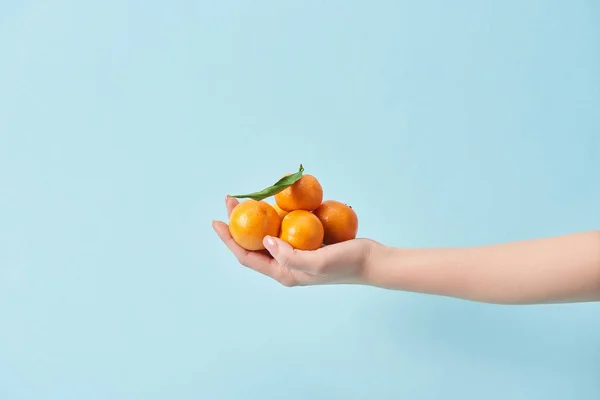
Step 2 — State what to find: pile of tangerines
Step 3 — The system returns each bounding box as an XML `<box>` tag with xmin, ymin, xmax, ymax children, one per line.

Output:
<box><xmin>228</xmin><ymin>165</ymin><xmax>358</xmax><ymax>251</ymax></box>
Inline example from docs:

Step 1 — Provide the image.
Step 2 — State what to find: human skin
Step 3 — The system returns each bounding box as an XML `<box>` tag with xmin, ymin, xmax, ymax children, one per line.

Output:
<box><xmin>212</xmin><ymin>196</ymin><xmax>600</xmax><ymax>305</ymax></box>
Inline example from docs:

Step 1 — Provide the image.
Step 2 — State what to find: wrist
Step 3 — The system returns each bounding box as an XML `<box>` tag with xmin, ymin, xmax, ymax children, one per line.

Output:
<box><xmin>360</xmin><ymin>242</ymin><xmax>459</xmax><ymax>296</ymax></box>
<box><xmin>360</xmin><ymin>240</ymin><xmax>404</xmax><ymax>288</ymax></box>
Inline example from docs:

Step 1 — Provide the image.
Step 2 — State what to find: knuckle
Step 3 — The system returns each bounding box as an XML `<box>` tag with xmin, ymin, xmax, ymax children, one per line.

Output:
<box><xmin>238</xmin><ymin>257</ymin><xmax>251</xmax><ymax>268</ymax></box>
<box><xmin>279</xmin><ymin>276</ymin><xmax>296</xmax><ymax>287</ymax></box>
<box><xmin>273</xmin><ymin>268</ymin><xmax>296</xmax><ymax>287</ymax></box>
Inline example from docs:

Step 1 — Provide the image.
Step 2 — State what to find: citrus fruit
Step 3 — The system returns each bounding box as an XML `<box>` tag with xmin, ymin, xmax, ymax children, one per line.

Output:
<box><xmin>279</xmin><ymin>210</ymin><xmax>324</xmax><ymax>251</ymax></box>
<box><xmin>274</xmin><ymin>173</ymin><xmax>323</xmax><ymax>211</ymax></box>
<box><xmin>228</xmin><ymin>200</ymin><xmax>281</xmax><ymax>251</ymax></box>
<box><xmin>313</xmin><ymin>200</ymin><xmax>358</xmax><ymax>244</ymax></box>
<box><xmin>271</xmin><ymin>203</ymin><xmax>289</xmax><ymax>220</ymax></box>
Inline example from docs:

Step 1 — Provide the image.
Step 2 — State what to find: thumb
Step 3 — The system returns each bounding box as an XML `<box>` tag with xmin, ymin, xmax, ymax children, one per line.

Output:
<box><xmin>263</xmin><ymin>236</ymin><xmax>321</xmax><ymax>273</ymax></box>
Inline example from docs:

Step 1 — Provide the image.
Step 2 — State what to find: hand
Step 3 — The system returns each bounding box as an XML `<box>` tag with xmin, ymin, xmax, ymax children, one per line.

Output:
<box><xmin>212</xmin><ymin>196</ymin><xmax>376</xmax><ymax>287</ymax></box>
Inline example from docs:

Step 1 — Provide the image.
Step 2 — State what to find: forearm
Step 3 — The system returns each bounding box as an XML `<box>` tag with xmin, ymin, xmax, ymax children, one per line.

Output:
<box><xmin>364</xmin><ymin>231</ymin><xmax>600</xmax><ymax>304</ymax></box>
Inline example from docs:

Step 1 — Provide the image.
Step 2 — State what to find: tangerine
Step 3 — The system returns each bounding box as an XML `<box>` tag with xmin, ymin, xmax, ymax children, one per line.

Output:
<box><xmin>274</xmin><ymin>174</ymin><xmax>323</xmax><ymax>211</ymax></box>
<box><xmin>313</xmin><ymin>200</ymin><xmax>358</xmax><ymax>244</ymax></box>
<box><xmin>279</xmin><ymin>210</ymin><xmax>324</xmax><ymax>251</ymax></box>
<box><xmin>228</xmin><ymin>200</ymin><xmax>281</xmax><ymax>251</ymax></box>
<box><xmin>271</xmin><ymin>203</ymin><xmax>289</xmax><ymax>220</ymax></box>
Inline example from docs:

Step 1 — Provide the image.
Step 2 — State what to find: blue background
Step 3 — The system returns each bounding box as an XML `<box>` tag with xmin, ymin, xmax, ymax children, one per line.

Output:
<box><xmin>1</xmin><ymin>1</ymin><xmax>599</xmax><ymax>399</ymax></box>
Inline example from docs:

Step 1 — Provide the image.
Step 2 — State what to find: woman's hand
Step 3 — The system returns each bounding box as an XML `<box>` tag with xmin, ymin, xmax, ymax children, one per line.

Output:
<box><xmin>214</xmin><ymin>196</ymin><xmax>600</xmax><ymax>303</ymax></box>
<box><xmin>212</xmin><ymin>196</ymin><xmax>375</xmax><ymax>287</ymax></box>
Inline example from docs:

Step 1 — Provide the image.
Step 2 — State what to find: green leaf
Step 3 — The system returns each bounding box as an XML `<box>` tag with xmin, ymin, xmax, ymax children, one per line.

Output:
<box><xmin>230</xmin><ymin>164</ymin><xmax>304</xmax><ymax>201</ymax></box>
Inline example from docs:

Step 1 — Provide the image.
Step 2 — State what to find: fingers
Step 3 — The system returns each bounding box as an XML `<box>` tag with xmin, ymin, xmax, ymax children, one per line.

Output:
<box><xmin>225</xmin><ymin>195</ymin><xmax>239</xmax><ymax>217</ymax></box>
<box><xmin>262</xmin><ymin>236</ymin><xmax>369</xmax><ymax>280</ymax></box>
<box><xmin>263</xmin><ymin>236</ymin><xmax>327</xmax><ymax>276</ymax></box>
<box><xmin>212</xmin><ymin>220</ymin><xmax>248</xmax><ymax>262</ymax></box>
<box><xmin>211</xmin><ymin>220</ymin><xmax>298</xmax><ymax>287</ymax></box>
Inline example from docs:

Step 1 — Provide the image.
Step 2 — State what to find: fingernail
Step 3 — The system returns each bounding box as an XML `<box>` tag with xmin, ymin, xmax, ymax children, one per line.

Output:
<box><xmin>263</xmin><ymin>236</ymin><xmax>277</xmax><ymax>252</ymax></box>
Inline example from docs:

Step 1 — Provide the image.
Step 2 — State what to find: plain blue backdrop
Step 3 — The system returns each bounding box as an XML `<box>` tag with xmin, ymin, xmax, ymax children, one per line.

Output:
<box><xmin>1</xmin><ymin>1</ymin><xmax>599</xmax><ymax>399</ymax></box>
